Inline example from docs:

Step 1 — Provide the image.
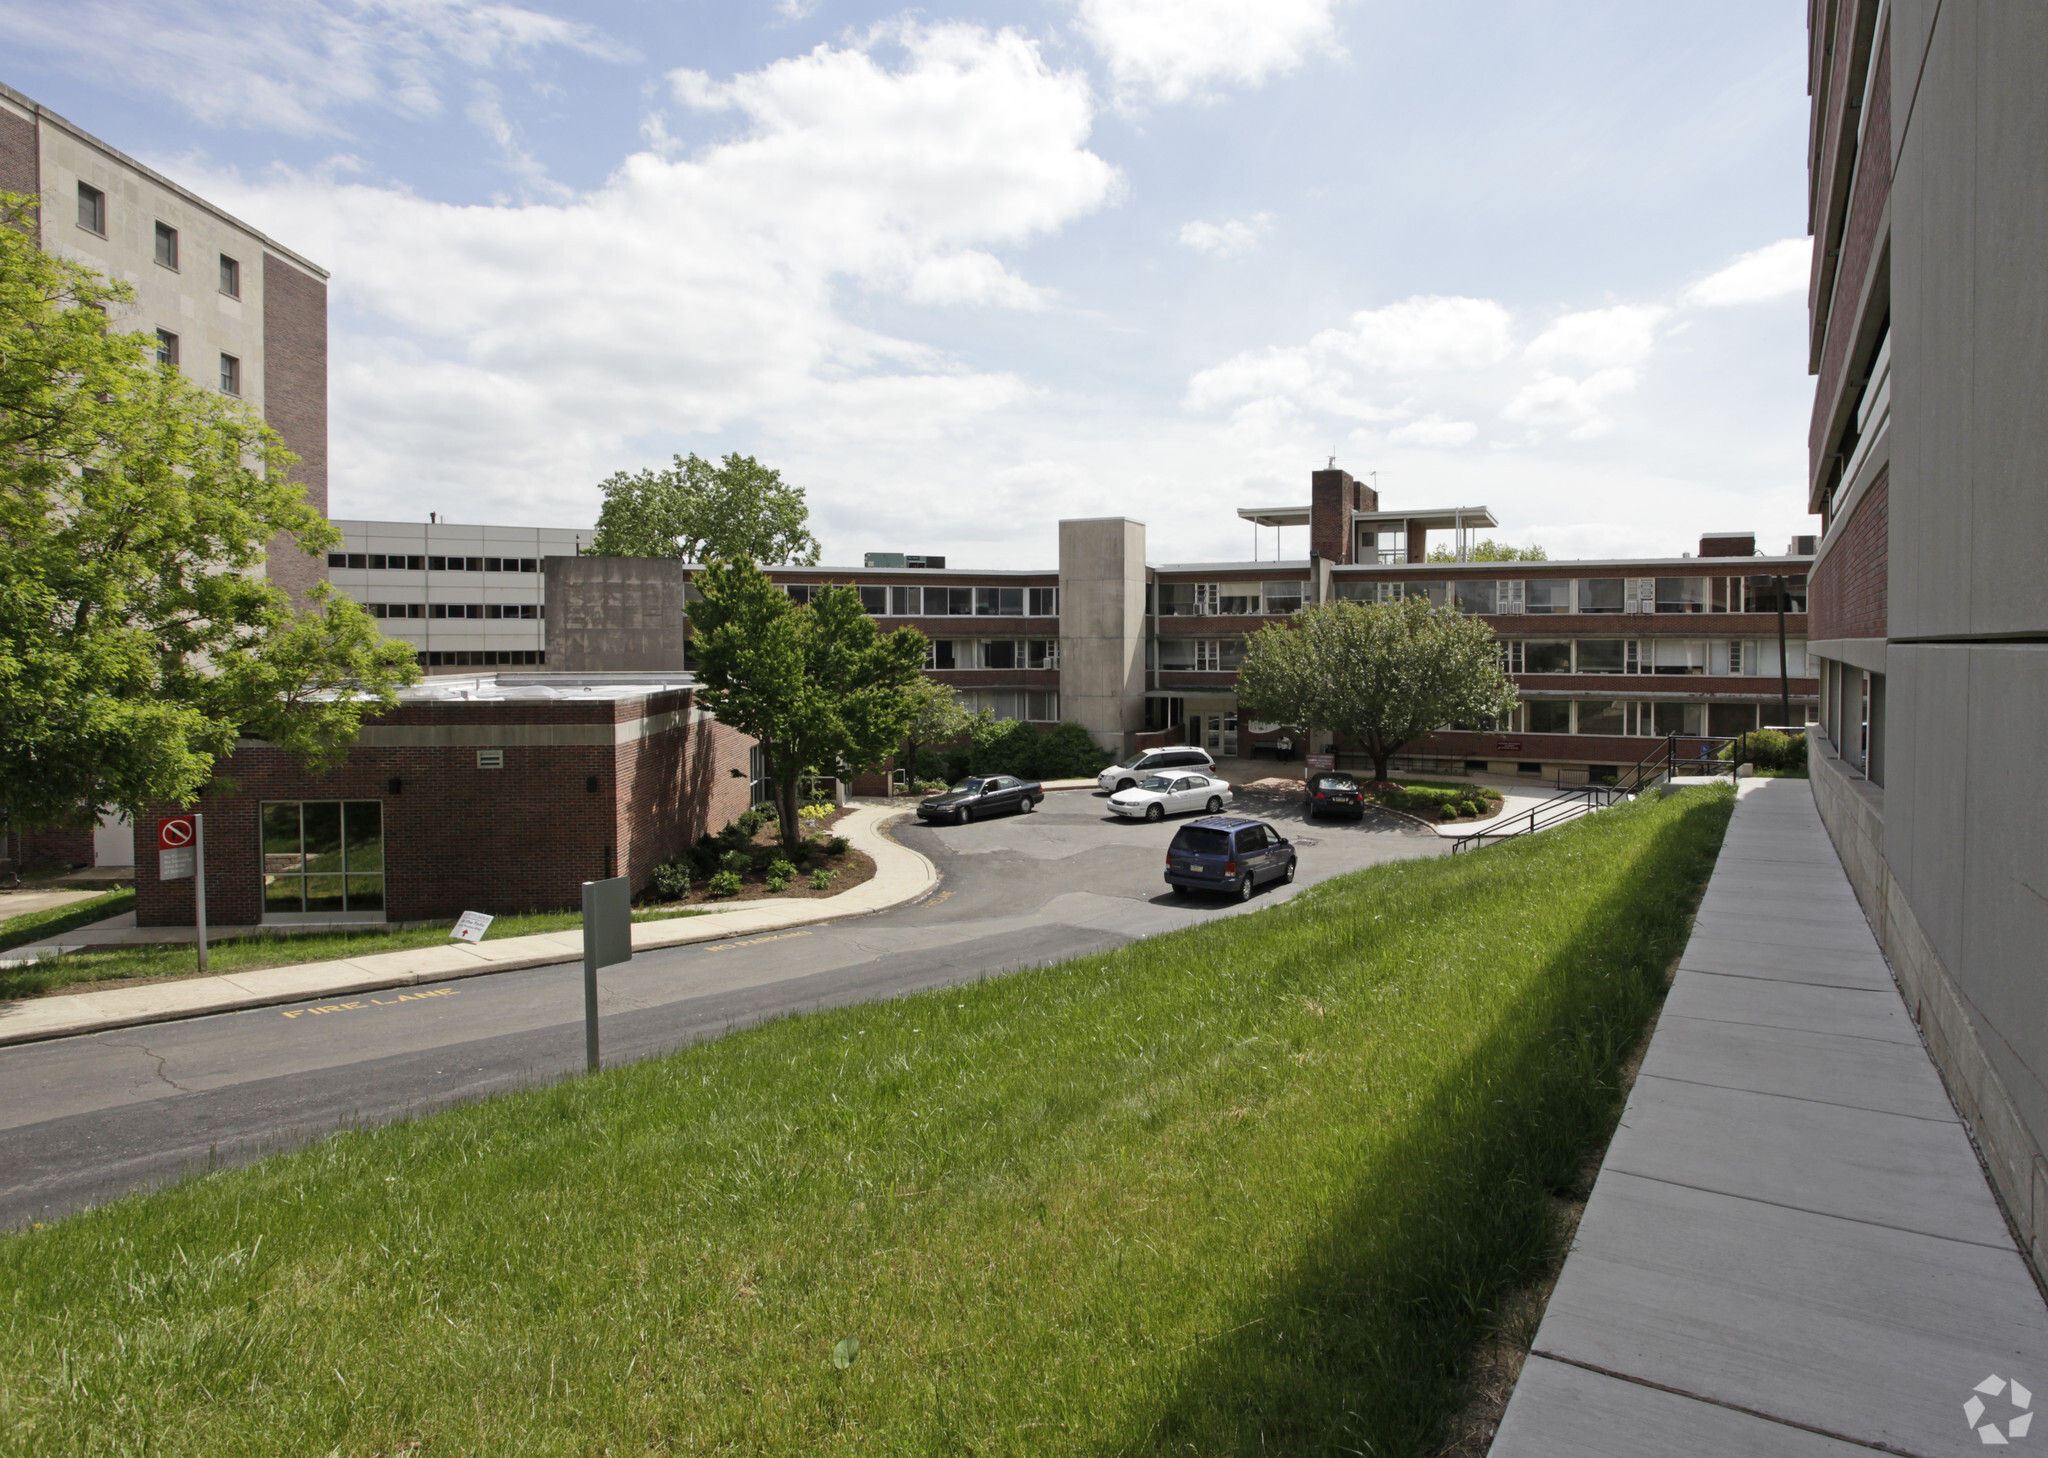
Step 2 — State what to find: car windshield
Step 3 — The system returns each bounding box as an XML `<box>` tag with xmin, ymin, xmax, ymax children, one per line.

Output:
<box><xmin>951</xmin><ymin>779</ymin><xmax>987</xmax><ymax>793</ymax></box>
<box><xmin>1312</xmin><ymin>774</ymin><xmax>1358</xmax><ymax>791</ymax></box>
<box><xmin>1138</xmin><ymin>776</ymin><xmax>1174</xmax><ymax>791</ymax></box>
<box><xmin>1171</xmin><ymin>828</ymin><xmax>1232</xmax><ymax>856</ymax></box>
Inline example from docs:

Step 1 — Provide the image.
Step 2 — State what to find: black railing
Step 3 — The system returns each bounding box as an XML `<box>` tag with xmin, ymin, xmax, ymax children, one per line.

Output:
<box><xmin>1453</xmin><ymin>733</ymin><xmax>1741</xmax><ymax>854</ymax></box>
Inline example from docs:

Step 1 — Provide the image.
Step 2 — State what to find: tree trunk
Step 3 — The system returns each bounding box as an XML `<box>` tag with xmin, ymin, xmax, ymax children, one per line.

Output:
<box><xmin>1368</xmin><ymin>734</ymin><xmax>1392</xmax><ymax>785</ymax></box>
<box><xmin>776</xmin><ymin>768</ymin><xmax>804</xmax><ymax>854</ymax></box>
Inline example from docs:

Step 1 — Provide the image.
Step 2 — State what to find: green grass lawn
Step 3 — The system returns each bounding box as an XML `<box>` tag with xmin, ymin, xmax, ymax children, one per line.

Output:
<box><xmin>0</xmin><ymin>903</ymin><xmax>710</xmax><ymax>1003</ymax></box>
<box><xmin>0</xmin><ymin>787</ymin><xmax>1734</xmax><ymax>1457</ymax></box>
<box><xmin>0</xmin><ymin>889</ymin><xmax>135</xmax><ymax>957</ymax></box>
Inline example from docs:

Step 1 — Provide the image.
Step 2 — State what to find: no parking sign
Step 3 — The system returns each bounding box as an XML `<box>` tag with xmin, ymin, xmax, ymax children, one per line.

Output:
<box><xmin>158</xmin><ymin>816</ymin><xmax>196</xmax><ymax>881</ymax></box>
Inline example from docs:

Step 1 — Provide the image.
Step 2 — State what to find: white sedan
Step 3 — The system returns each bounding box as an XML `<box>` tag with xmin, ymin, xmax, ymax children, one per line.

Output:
<box><xmin>1107</xmin><ymin>773</ymin><xmax>1234</xmax><ymax>821</ymax></box>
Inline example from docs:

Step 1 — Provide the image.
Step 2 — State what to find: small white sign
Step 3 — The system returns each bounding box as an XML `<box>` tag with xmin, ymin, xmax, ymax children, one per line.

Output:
<box><xmin>159</xmin><ymin>847</ymin><xmax>195</xmax><ymax>881</ymax></box>
<box><xmin>450</xmin><ymin>910</ymin><xmax>495</xmax><ymax>944</ymax></box>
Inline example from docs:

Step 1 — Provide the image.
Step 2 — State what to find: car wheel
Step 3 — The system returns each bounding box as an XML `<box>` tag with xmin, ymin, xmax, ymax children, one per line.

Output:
<box><xmin>1236</xmin><ymin>874</ymin><xmax>1255</xmax><ymax>902</ymax></box>
<box><xmin>1283</xmin><ymin>858</ymin><xmax>1297</xmax><ymax>884</ymax></box>
<box><xmin>1021</xmin><ymin>797</ymin><xmax>1035</xmax><ymax>813</ymax></box>
<box><xmin>1117</xmin><ymin>778</ymin><xmax>1136</xmax><ymax>792</ymax></box>
<box><xmin>1145</xmin><ymin>803</ymin><xmax>1164</xmax><ymax>822</ymax></box>
<box><xmin>1206</xmin><ymin>796</ymin><xmax>1223</xmax><ymax>813</ymax></box>
<box><xmin>958</xmin><ymin>806</ymin><xmax>972</xmax><ymax>825</ymax></box>
<box><xmin>1170</xmin><ymin>884</ymin><xmax>1189</xmax><ymax>897</ymax></box>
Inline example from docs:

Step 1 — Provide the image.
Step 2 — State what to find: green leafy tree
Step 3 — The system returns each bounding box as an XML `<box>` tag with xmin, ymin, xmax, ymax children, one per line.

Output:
<box><xmin>896</xmin><ymin>675</ymin><xmax>973</xmax><ymax>788</ymax></box>
<box><xmin>0</xmin><ymin>193</ymin><xmax>420</xmax><ymax>832</ymax></box>
<box><xmin>688</xmin><ymin>560</ymin><xmax>926</xmax><ymax>849</ymax></box>
<box><xmin>589</xmin><ymin>452</ymin><xmax>822</xmax><ymax>565</ymax></box>
<box><xmin>1235</xmin><ymin>597</ymin><xmax>1519</xmax><ymax>783</ymax></box>
<box><xmin>1426</xmin><ymin>539</ymin><xmax>1547</xmax><ymax>562</ymax></box>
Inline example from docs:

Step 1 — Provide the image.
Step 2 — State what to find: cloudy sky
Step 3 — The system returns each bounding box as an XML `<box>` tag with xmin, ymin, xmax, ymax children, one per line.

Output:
<box><xmin>3</xmin><ymin>0</ymin><xmax>1818</xmax><ymax>566</ymax></box>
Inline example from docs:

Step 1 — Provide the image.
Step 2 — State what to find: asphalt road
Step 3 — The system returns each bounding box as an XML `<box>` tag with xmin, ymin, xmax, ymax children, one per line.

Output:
<box><xmin>0</xmin><ymin>789</ymin><xmax>1443</xmax><ymax>1227</ymax></box>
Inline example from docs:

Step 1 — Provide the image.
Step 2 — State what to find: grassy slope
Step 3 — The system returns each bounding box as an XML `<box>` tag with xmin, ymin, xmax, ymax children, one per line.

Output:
<box><xmin>0</xmin><ymin>904</ymin><xmax>709</xmax><ymax>1003</ymax></box>
<box><xmin>0</xmin><ymin>890</ymin><xmax>135</xmax><ymax>957</ymax></box>
<box><xmin>0</xmin><ymin>788</ymin><xmax>1733</xmax><ymax>1457</ymax></box>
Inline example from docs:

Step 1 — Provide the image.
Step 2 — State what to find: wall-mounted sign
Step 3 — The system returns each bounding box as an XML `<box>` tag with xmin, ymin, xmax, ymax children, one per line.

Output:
<box><xmin>450</xmin><ymin>910</ymin><xmax>495</xmax><ymax>943</ymax></box>
<box><xmin>1495</xmin><ymin>740</ymin><xmax>1523</xmax><ymax>752</ymax></box>
<box><xmin>158</xmin><ymin>816</ymin><xmax>196</xmax><ymax>881</ymax></box>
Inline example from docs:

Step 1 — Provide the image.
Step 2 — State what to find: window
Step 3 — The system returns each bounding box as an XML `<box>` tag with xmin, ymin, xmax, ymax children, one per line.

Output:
<box><xmin>1195</xmin><ymin>640</ymin><xmax>1220</xmax><ymax>672</ymax></box>
<box><xmin>1155</xmin><ymin>583</ymin><xmax>1197</xmax><ymax>616</ymax></box>
<box><xmin>1157</xmin><ymin>638</ymin><xmax>1198</xmax><ymax>672</ymax></box>
<box><xmin>262</xmin><ymin>801</ymin><xmax>383</xmax><ymax>915</ymax></box>
<box><xmin>1410</xmin><ymin>581</ymin><xmax>1448</xmax><ymax>609</ymax></box>
<box><xmin>784</xmin><ymin>584</ymin><xmax>817</xmax><ymax>604</ymax></box>
<box><xmin>888</xmin><ymin>585</ymin><xmax>922</xmax><ymax>616</ymax></box>
<box><xmin>1194</xmin><ymin>584</ymin><xmax>1219</xmax><ymax>615</ymax></box>
<box><xmin>1027</xmin><ymin>639</ymin><xmax>1058</xmax><ymax>670</ymax></box>
<box><xmin>1575</xmin><ymin>700</ymin><xmax>1628</xmax><ymax>735</ymax></box>
<box><xmin>1576</xmin><ymin>640</ymin><xmax>1627</xmax><ymax>673</ymax></box>
<box><xmin>858</xmin><ymin>585</ymin><xmax>885</xmax><ymax>615</ymax></box>
<box><xmin>1527</xmin><ymin>700</ymin><xmax>1572</xmax><ymax>734</ymax></box>
<box><xmin>1524</xmin><ymin>579</ymin><xmax>1570</xmax><ymax>614</ymax></box>
<box><xmin>926</xmin><ymin>640</ymin><xmax>957</xmax><ymax>669</ymax></box>
<box><xmin>975</xmin><ymin>586</ymin><xmax>1023</xmax><ymax>616</ymax></box>
<box><xmin>1649</xmin><ymin>639</ymin><xmax>1706</xmax><ymax>675</ymax></box>
<box><xmin>155</xmin><ymin>329</ymin><xmax>179</xmax><ymax>367</ymax></box>
<box><xmin>1522</xmin><ymin>640</ymin><xmax>1572</xmax><ymax>673</ymax></box>
<box><xmin>219</xmin><ymin>254</ymin><xmax>241</xmax><ymax>298</ymax></box>
<box><xmin>1218</xmin><ymin>585</ymin><xmax>1260</xmax><ymax>615</ymax></box>
<box><xmin>956</xmin><ymin>689</ymin><xmax>1059</xmax><ymax>722</ymax></box>
<box><xmin>1652</xmin><ymin>702</ymin><xmax>1706</xmax><ymax>737</ymax></box>
<box><xmin>1745</xmin><ymin>574</ymin><xmax>1809</xmax><ymax>614</ymax></box>
<box><xmin>154</xmin><ymin>221</ymin><xmax>179</xmax><ymax>270</ymax></box>
<box><xmin>1028</xmin><ymin>586</ymin><xmax>1059</xmax><ymax>616</ymax></box>
<box><xmin>1262</xmin><ymin>581</ymin><xmax>1306</xmax><ymax>614</ymax></box>
<box><xmin>1453</xmin><ymin>581</ymin><xmax>1498</xmax><ymax>615</ymax></box>
<box><xmin>77</xmin><ymin>181</ymin><xmax>106</xmax><ymax>235</ymax></box>
<box><xmin>219</xmin><ymin>353</ymin><xmax>240</xmax><ymax>395</ymax></box>
<box><xmin>1577</xmin><ymin>578</ymin><xmax>1626</xmax><ymax>614</ymax></box>
<box><xmin>1655</xmin><ymin>577</ymin><xmax>1706</xmax><ymax>613</ymax></box>
<box><xmin>982</xmin><ymin>640</ymin><xmax>1019</xmax><ymax>670</ymax></box>
<box><xmin>1709</xmin><ymin>703</ymin><xmax>1760</xmax><ymax>737</ymax></box>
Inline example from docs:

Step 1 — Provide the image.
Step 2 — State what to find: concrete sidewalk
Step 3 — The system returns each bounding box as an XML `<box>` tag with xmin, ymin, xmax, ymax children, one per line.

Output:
<box><xmin>1491</xmin><ymin>777</ymin><xmax>2048</xmax><ymax>1456</ymax></box>
<box><xmin>0</xmin><ymin>803</ymin><xmax>936</xmax><ymax>1049</ymax></box>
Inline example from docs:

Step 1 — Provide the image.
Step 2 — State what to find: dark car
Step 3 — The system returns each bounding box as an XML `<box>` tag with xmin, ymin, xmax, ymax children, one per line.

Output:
<box><xmin>916</xmin><ymin>775</ymin><xmax>1044</xmax><ymax>825</ymax></box>
<box><xmin>1164</xmin><ymin>816</ymin><xmax>1297</xmax><ymax>901</ymax></box>
<box><xmin>1305</xmin><ymin>770</ymin><xmax>1365</xmax><ymax>820</ymax></box>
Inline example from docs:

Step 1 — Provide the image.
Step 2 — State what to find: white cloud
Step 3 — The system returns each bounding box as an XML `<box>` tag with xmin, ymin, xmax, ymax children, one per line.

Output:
<box><xmin>0</xmin><ymin>0</ymin><xmax>629</xmax><ymax>137</ymax></box>
<box><xmin>1178</xmin><ymin>213</ymin><xmax>1272</xmax><ymax>258</ymax></box>
<box><xmin>1684</xmin><ymin>238</ymin><xmax>1811</xmax><ymax>307</ymax></box>
<box><xmin>1387</xmin><ymin>414</ymin><xmax>1478</xmax><ymax>448</ymax></box>
<box><xmin>1525</xmin><ymin>304</ymin><xmax>1668</xmax><ymax>369</ymax></box>
<box><xmin>1502</xmin><ymin>368</ymin><xmax>1639</xmax><ymax>439</ymax></box>
<box><xmin>1075</xmin><ymin>0</ymin><xmax>1343</xmax><ymax>104</ymax></box>
<box><xmin>186</xmin><ymin>22</ymin><xmax>1117</xmax><ymax>522</ymax></box>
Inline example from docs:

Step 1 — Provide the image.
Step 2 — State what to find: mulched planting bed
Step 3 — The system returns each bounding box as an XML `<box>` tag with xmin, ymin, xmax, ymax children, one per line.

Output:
<box><xmin>647</xmin><ymin>807</ymin><xmax>876</xmax><ymax>906</ymax></box>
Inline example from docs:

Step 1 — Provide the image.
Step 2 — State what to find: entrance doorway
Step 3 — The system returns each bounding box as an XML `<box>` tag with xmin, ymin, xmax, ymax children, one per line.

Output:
<box><xmin>1200</xmin><ymin>713</ymin><xmax>1238</xmax><ymax>758</ymax></box>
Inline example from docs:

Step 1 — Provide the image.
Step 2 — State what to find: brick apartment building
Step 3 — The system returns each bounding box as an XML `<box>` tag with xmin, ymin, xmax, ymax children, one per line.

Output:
<box><xmin>2</xmin><ymin>78</ymin><xmax>331</xmax><ymax>871</ymax></box>
<box><xmin>134</xmin><ymin>675</ymin><xmax>754</xmax><ymax>929</ymax></box>
<box><xmin>547</xmin><ymin>465</ymin><xmax>1815</xmax><ymax>785</ymax></box>
<box><xmin>1802</xmin><ymin>1</ymin><xmax>2048</xmax><ymax>1262</ymax></box>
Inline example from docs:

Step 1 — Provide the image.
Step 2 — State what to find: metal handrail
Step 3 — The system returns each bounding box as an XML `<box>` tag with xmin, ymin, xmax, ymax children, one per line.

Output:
<box><xmin>1453</xmin><ymin>733</ymin><xmax>1742</xmax><ymax>854</ymax></box>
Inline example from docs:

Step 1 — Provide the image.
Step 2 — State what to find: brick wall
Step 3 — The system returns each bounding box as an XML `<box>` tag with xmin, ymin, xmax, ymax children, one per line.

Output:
<box><xmin>1810</xmin><ymin>471</ymin><xmax>1888</xmax><ymax>640</ymax></box>
<box><xmin>0</xmin><ymin>107</ymin><xmax>36</xmax><ymax>205</ymax></box>
<box><xmin>261</xmin><ymin>253</ymin><xmax>329</xmax><ymax>605</ymax></box>
<box><xmin>10</xmin><ymin>825</ymin><xmax>92</xmax><ymax>869</ymax></box>
<box><xmin>1311</xmin><ymin>469</ymin><xmax>1371</xmax><ymax>563</ymax></box>
<box><xmin>1810</xmin><ymin>21</ymin><xmax>1892</xmax><ymax>487</ymax></box>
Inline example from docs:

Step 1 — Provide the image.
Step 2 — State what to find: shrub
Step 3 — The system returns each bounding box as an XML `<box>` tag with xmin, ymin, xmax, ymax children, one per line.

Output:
<box><xmin>1438</xmin><ymin>804</ymin><xmax>1460</xmax><ymax>821</ymax></box>
<box><xmin>766</xmin><ymin>858</ymin><xmax>796</xmax><ymax>882</ymax></box>
<box><xmin>765</xmin><ymin>874</ymin><xmax>791</xmax><ymax>893</ymax></box>
<box><xmin>707</xmin><ymin>871</ymin><xmax>742</xmax><ymax>897</ymax></box>
<box><xmin>799</xmin><ymin>802</ymin><xmax>837</xmax><ymax>822</ymax></box>
<box><xmin>718</xmin><ymin>849</ymin><xmax>752</xmax><ymax>877</ymax></box>
<box><xmin>651</xmin><ymin>859</ymin><xmax>693</xmax><ymax>900</ymax></box>
<box><xmin>751</xmin><ymin>802</ymin><xmax>779</xmax><ymax>822</ymax></box>
<box><xmin>1025</xmin><ymin>721</ymin><xmax>1112</xmax><ymax>779</ymax></box>
<box><xmin>808</xmin><ymin>869</ymin><xmax>834</xmax><ymax>891</ymax></box>
<box><xmin>1744</xmin><ymin>727</ymin><xmax>1807</xmax><ymax>774</ymax></box>
<box><xmin>826</xmin><ymin>836</ymin><xmax>849</xmax><ymax>856</ymax></box>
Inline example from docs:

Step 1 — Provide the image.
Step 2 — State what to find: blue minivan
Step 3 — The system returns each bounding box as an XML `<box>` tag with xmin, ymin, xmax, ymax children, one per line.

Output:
<box><xmin>1164</xmin><ymin>816</ymin><xmax>1297</xmax><ymax>901</ymax></box>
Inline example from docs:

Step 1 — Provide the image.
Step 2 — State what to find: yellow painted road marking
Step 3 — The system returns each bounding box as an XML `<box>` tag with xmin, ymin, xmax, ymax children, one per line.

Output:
<box><xmin>280</xmin><ymin>987</ymin><xmax>459</xmax><ymax>1018</ymax></box>
<box><xmin>707</xmin><ymin>930</ymin><xmax>813</xmax><ymax>953</ymax></box>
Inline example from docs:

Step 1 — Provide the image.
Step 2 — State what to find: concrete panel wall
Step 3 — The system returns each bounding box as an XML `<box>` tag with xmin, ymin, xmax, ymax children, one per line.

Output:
<box><xmin>1057</xmin><ymin>518</ymin><xmax>1146</xmax><ymax>751</ymax></box>
<box><xmin>544</xmin><ymin>556</ymin><xmax>688</xmax><ymax>672</ymax></box>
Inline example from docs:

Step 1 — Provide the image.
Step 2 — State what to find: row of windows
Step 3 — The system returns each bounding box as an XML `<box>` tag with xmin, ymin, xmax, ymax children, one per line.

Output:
<box><xmin>364</xmin><ymin>602</ymin><xmax>542</xmax><ymax>621</ymax></box>
<box><xmin>925</xmin><ymin>639</ymin><xmax>1059</xmax><ymax>670</ymax></box>
<box><xmin>1151</xmin><ymin>639</ymin><xmax>1245</xmax><ymax>672</ymax></box>
<box><xmin>1500</xmin><ymin>638</ymin><xmax>1811</xmax><ymax>677</ymax></box>
<box><xmin>150</xmin><ymin>329</ymin><xmax>242</xmax><ymax>394</ymax></box>
<box><xmin>1503</xmin><ymin>700</ymin><xmax>1774</xmax><ymax>738</ymax></box>
<box><xmin>76</xmin><ymin>181</ymin><xmax>245</xmax><ymax>296</ymax></box>
<box><xmin>781</xmin><ymin>583</ymin><xmax>1059</xmax><ymax>617</ymax></box>
<box><xmin>1336</xmin><ymin>575</ymin><xmax>1809</xmax><ymax>615</ymax></box>
<box><xmin>417</xmin><ymin>650</ymin><xmax>547</xmax><ymax>667</ymax></box>
<box><xmin>953</xmin><ymin>689</ymin><xmax>1060</xmax><ymax>723</ymax></box>
<box><xmin>329</xmin><ymin>554</ymin><xmax>542</xmax><ymax>573</ymax></box>
<box><xmin>1152</xmin><ymin>581</ymin><xmax>1308</xmax><ymax>617</ymax></box>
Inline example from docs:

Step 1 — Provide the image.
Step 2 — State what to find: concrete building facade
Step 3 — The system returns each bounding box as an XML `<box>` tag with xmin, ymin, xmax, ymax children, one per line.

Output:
<box><xmin>0</xmin><ymin>79</ymin><xmax>331</xmax><ymax>602</ymax></box>
<box><xmin>1803</xmin><ymin>1</ymin><xmax>2048</xmax><ymax>1264</ymax></box>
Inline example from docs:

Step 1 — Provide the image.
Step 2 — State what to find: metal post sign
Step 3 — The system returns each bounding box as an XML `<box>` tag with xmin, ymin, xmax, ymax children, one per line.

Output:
<box><xmin>158</xmin><ymin>816</ymin><xmax>196</xmax><ymax>881</ymax></box>
<box><xmin>582</xmin><ymin>876</ymin><xmax>632</xmax><ymax>1073</ymax></box>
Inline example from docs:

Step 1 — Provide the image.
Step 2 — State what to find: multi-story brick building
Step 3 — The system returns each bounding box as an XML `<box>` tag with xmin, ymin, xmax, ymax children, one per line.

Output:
<box><xmin>548</xmin><ymin>465</ymin><xmax>1815</xmax><ymax>782</ymax></box>
<box><xmin>1802</xmin><ymin>2</ymin><xmax>2048</xmax><ymax>1262</ymax></box>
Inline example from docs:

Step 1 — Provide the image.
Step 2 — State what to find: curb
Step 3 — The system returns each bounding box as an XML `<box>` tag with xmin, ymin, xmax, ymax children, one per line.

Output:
<box><xmin>0</xmin><ymin>806</ymin><xmax>937</xmax><ymax>1049</ymax></box>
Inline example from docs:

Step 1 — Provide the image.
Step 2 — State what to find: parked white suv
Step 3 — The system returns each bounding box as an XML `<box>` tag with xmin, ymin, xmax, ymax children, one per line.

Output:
<box><xmin>1097</xmin><ymin>747</ymin><xmax>1217</xmax><ymax>793</ymax></box>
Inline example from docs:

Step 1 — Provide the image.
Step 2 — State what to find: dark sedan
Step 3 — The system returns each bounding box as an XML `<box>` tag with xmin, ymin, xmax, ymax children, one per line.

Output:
<box><xmin>1305</xmin><ymin>770</ymin><xmax>1366</xmax><ymax>820</ymax></box>
<box><xmin>916</xmin><ymin>775</ymin><xmax>1045</xmax><ymax>825</ymax></box>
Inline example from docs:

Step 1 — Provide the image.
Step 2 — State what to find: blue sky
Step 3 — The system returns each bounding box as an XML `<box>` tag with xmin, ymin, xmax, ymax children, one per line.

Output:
<box><xmin>2</xmin><ymin>0</ymin><xmax>1818</xmax><ymax>566</ymax></box>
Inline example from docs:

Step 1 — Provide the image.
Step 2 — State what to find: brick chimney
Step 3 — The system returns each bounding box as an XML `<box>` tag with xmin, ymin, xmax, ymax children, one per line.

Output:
<box><xmin>1310</xmin><ymin>467</ymin><xmax>1378</xmax><ymax>564</ymax></box>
